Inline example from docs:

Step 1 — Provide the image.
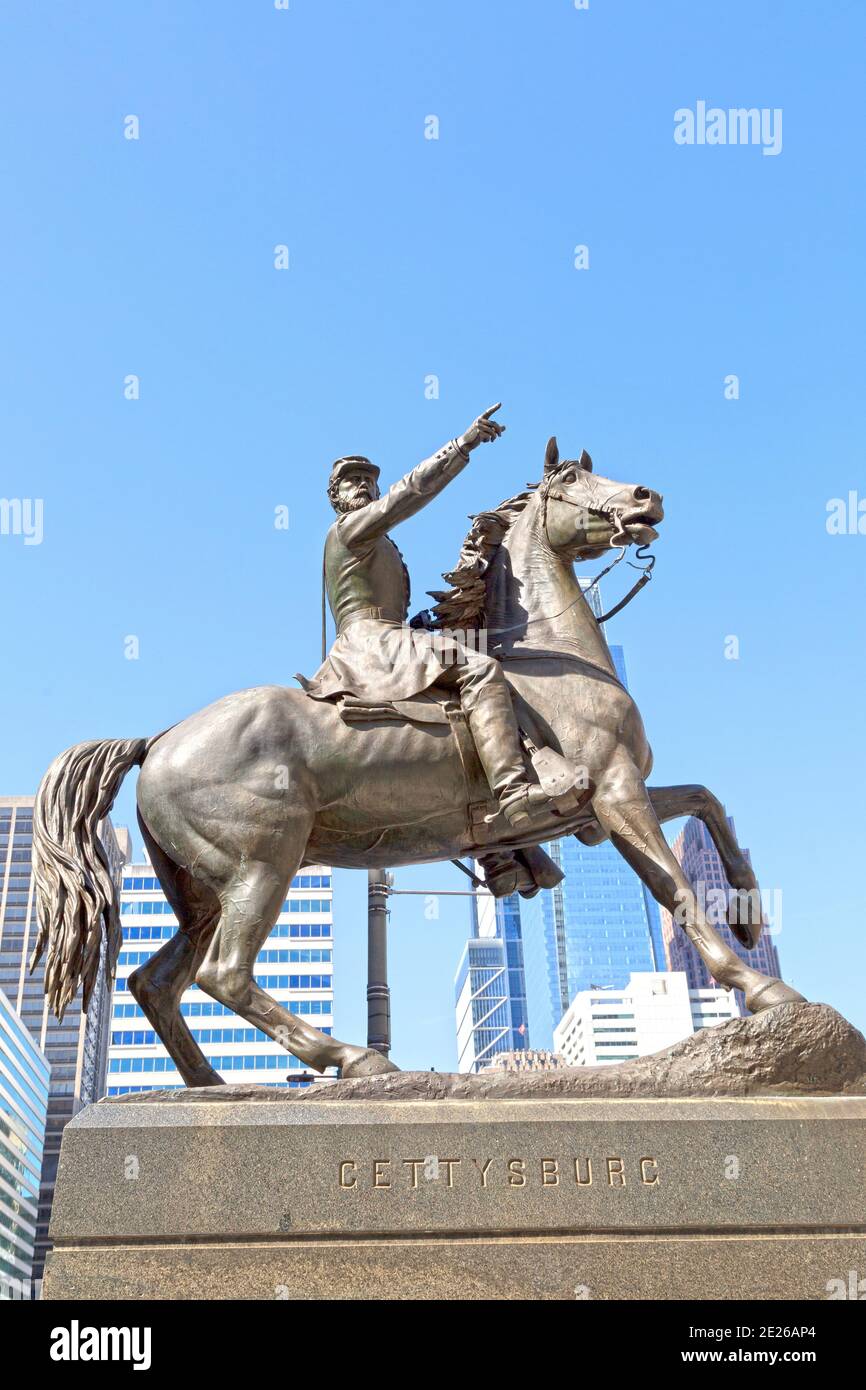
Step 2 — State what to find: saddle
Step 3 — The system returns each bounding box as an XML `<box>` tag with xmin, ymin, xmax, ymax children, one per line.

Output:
<box><xmin>335</xmin><ymin>688</ymin><xmax>586</xmax><ymax>847</ymax></box>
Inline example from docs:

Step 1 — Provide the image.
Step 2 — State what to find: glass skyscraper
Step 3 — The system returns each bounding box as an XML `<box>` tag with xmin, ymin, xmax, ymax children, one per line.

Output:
<box><xmin>109</xmin><ymin>856</ymin><xmax>337</xmax><ymax>1091</ymax></box>
<box><xmin>0</xmin><ymin>986</ymin><xmax>49</xmax><ymax>1296</ymax></box>
<box><xmin>454</xmin><ymin>885</ymin><xmax>529</xmax><ymax>1072</ymax></box>
<box><xmin>0</xmin><ymin>795</ymin><xmax>124</xmax><ymax>1281</ymax></box>
<box><xmin>519</xmin><ymin>820</ymin><xmax>667</xmax><ymax>1051</ymax></box>
<box><xmin>454</xmin><ymin>937</ymin><xmax>513</xmax><ymax>1073</ymax></box>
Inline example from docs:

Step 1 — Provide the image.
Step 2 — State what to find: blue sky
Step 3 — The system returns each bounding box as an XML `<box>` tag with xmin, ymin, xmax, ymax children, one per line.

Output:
<box><xmin>1</xmin><ymin>1</ymin><xmax>864</xmax><ymax>1065</ymax></box>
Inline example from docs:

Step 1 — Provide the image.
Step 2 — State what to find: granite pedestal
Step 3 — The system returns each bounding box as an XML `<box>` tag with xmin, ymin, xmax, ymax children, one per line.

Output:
<box><xmin>42</xmin><ymin>1091</ymin><xmax>866</xmax><ymax>1300</ymax></box>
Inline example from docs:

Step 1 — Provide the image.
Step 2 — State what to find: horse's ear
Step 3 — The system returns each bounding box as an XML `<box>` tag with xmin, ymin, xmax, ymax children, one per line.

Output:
<box><xmin>544</xmin><ymin>437</ymin><xmax>559</xmax><ymax>475</ymax></box>
<box><xmin>578</xmin><ymin>449</ymin><xmax>593</xmax><ymax>473</ymax></box>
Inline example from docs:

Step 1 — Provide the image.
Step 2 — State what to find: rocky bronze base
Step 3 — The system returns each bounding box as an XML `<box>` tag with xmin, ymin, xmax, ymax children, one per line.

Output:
<box><xmin>42</xmin><ymin>1087</ymin><xmax>866</xmax><ymax>1300</ymax></box>
<box><xmin>115</xmin><ymin>1002</ymin><xmax>866</xmax><ymax>1104</ymax></box>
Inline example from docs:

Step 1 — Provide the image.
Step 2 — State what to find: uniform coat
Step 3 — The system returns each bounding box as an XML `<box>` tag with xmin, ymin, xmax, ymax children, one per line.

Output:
<box><xmin>298</xmin><ymin>440</ymin><xmax>471</xmax><ymax>702</ymax></box>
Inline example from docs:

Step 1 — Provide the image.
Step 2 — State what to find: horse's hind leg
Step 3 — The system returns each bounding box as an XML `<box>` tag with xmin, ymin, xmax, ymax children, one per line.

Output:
<box><xmin>128</xmin><ymin>931</ymin><xmax>221</xmax><ymax>1088</ymax></box>
<box><xmin>591</xmin><ymin>751</ymin><xmax>805</xmax><ymax>1014</ymax></box>
<box><xmin>126</xmin><ymin>817</ymin><xmax>224</xmax><ymax>1088</ymax></box>
<box><xmin>195</xmin><ymin>855</ymin><xmax>398</xmax><ymax>1078</ymax></box>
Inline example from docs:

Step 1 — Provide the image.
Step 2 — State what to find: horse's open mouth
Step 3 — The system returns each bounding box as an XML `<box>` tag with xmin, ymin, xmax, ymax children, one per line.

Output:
<box><xmin>623</xmin><ymin>520</ymin><xmax>659</xmax><ymax>544</ymax></box>
<box><xmin>620</xmin><ymin>506</ymin><xmax>663</xmax><ymax>545</ymax></box>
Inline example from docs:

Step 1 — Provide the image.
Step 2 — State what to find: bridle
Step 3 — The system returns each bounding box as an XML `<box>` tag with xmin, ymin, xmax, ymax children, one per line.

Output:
<box><xmin>539</xmin><ymin>467</ymin><xmax>656</xmax><ymax>626</ymax></box>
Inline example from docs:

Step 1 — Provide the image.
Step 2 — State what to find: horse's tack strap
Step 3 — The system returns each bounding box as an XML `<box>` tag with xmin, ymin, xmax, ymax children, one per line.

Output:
<box><xmin>336</xmin><ymin>694</ymin><xmax>450</xmax><ymax>725</ymax></box>
<box><xmin>444</xmin><ymin>701</ymin><xmax>498</xmax><ymax>844</ymax></box>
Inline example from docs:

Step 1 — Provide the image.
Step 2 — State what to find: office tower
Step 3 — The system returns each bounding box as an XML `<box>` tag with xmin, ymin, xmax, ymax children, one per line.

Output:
<box><xmin>662</xmin><ymin>815</ymin><xmax>782</xmax><ymax>1008</ymax></box>
<box><xmin>454</xmin><ymin>937</ymin><xmax>511</xmax><ymax>1073</ymax></box>
<box><xmin>0</xmin><ymin>987</ymin><xmax>49</xmax><ymax>1296</ymax></box>
<box><xmin>454</xmin><ymin>885</ymin><xmax>529</xmax><ymax>1073</ymax></box>
<box><xmin>553</xmin><ymin>971</ymin><xmax>740</xmax><ymax>1066</ymax></box>
<box><xmin>108</xmin><ymin>855</ymin><xmax>336</xmax><ymax>1091</ymax></box>
<box><xmin>476</xmin><ymin>879</ymin><xmax>531</xmax><ymax>1048</ymax></box>
<box><xmin>0</xmin><ymin>796</ymin><xmax>123</xmax><ymax>1282</ymax></box>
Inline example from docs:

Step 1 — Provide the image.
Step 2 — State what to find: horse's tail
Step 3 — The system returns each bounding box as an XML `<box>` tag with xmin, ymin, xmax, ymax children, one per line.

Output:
<box><xmin>31</xmin><ymin>737</ymin><xmax>149</xmax><ymax>1019</ymax></box>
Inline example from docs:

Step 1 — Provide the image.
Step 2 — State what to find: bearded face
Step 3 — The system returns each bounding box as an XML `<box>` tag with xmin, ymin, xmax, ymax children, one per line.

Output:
<box><xmin>331</xmin><ymin>468</ymin><xmax>380</xmax><ymax>514</ymax></box>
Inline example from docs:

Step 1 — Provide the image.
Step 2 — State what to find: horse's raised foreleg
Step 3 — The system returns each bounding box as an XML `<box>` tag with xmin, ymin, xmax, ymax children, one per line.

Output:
<box><xmin>647</xmin><ymin>784</ymin><xmax>762</xmax><ymax>948</ymax></box>
<box><xmin>195</xmin><ymin>856</ymin><xmax>398</xmax><ymax>1078</ymax></box>
<box><xmin>577</xmin><ymin>783</ymin><xmax>763</xmax><ymax>948</ymax></box>
<box><xmin>591</xmin><ymin>752</ymin><xmax>805</xmax><ymax>1013</ymax></box>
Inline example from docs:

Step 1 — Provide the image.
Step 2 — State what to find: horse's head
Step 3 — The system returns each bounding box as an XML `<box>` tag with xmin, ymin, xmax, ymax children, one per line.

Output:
<box><xmin>539</xmin><ymin>437</ymin><xmax>664</xmax><ymax>560</ymax></box>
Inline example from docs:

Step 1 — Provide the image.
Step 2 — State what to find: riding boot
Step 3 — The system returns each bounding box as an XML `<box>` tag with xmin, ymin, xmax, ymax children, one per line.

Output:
<box><xmin>465</xmin><ymin>685</ymin><xmax>557</xmax><ymax>829</ymax></box>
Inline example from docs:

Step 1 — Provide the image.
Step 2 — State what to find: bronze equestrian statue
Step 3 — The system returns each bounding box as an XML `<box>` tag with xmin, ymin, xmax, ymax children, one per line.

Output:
<box><xmin>31</xmin><ymin>404</ymin><xmax>804</xmax><ymax>1084</ymax></box>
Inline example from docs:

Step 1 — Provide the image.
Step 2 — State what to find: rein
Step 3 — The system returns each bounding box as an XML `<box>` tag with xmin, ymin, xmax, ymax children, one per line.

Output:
<box><xmin>484</xmin><ymin>539</ymin><xmax>654</xmax><ymax>641</ymax></box>
<box><xmin>585</xmin><ymin>545</ymin><xmax>655</xmax><ymax>624</ymax></box>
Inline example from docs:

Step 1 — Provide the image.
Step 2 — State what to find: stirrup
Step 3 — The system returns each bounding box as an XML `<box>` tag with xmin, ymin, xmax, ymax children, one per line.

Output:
<box><xmin>478</xmin><ymin>851</ymin><xmax>539</xmax><ymax>899</ymax></box>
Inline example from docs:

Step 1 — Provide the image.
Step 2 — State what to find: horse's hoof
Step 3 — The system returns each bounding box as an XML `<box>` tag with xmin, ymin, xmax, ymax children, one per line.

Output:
<box><xmin>339</xmin><ymin>1047</ymin><xmax>401</xmax><ymax>1079</ymax></box>
<box><xmin>746</xmin><ymin>978</ymin><xmax>806</xmax><ymax>1013</ymax></box>
<box><xmin>730</xmin><ymin>918</ymin><xmax>761</xmax><ymax>950</ymax></box>
<box><xmin>728</xmin><ymin>893</ymin><xmax>764</xmax><ymax>950</ymax></box>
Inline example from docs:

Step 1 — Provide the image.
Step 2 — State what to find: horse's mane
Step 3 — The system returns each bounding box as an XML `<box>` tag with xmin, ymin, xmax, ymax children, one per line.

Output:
<box><xmin>427</xmin><ymin>487</ymin><xmax>536</xmax><ymax>631</ymax></box>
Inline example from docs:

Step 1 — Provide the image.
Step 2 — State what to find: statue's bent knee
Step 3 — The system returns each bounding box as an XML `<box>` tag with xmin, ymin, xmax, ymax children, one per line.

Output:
<box><xmin>449</xmin><ymin>651</ymin><xmax>506</xmax><ymax>707</ymax></box>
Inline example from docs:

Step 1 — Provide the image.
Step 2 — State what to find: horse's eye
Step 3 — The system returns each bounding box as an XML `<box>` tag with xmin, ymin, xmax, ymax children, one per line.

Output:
<box><xmin>563</xmin><ymin>471</ymin><xmax>576</xmax><ymax>483</ymax></box>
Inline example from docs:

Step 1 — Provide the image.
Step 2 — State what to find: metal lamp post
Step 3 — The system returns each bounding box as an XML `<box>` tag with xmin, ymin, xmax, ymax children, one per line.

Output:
<box><xmin>366</xmin><ymin>861</ymin><xmax>483</xmax><ymax>1058</ymax></box>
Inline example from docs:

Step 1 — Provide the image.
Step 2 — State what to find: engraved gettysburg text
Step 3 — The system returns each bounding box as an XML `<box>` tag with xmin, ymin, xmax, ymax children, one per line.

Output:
<box><xmin>338</xmin><ymin>1155</ymin><xmax>660</xmax><ymax>1190</ymax></box>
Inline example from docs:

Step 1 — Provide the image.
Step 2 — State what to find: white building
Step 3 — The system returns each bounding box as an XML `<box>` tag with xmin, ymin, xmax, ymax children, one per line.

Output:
<box><xmin>108</xmin><ymin>855</ymin><xmax>335</xmax><ymax>1093</ymax></box>
<box><xmin>553</xmin><ymin>971</ymin><xmax>739</xmax><ymax>1067</ymax></box>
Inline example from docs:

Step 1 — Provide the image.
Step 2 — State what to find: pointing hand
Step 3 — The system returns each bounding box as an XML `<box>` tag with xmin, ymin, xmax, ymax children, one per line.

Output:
<box><xmin>459</xmin><ymin>403</ymin><xmax>506</xmax><ymax>453</ymax></box>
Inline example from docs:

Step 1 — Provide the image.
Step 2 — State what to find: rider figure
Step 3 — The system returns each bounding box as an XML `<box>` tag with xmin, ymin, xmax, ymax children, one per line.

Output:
<box><xmin>298</xmin><ymin>405</ymin><xmax>556</xmax><ymax>829</ymax></box>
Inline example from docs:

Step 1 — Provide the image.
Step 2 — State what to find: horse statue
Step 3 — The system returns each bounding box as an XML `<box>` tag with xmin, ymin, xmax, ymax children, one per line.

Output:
<box><xmin>31</xmin><ymin>437</ymin><xmax>804</xmax><ymax>1084</ymax></box>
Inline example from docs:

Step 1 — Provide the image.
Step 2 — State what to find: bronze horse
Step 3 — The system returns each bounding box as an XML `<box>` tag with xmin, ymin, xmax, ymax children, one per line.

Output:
<box><xmin>31</xmin><ymin>439</ymin><xmax>803</xmax><ymax>1083</ymax></box>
